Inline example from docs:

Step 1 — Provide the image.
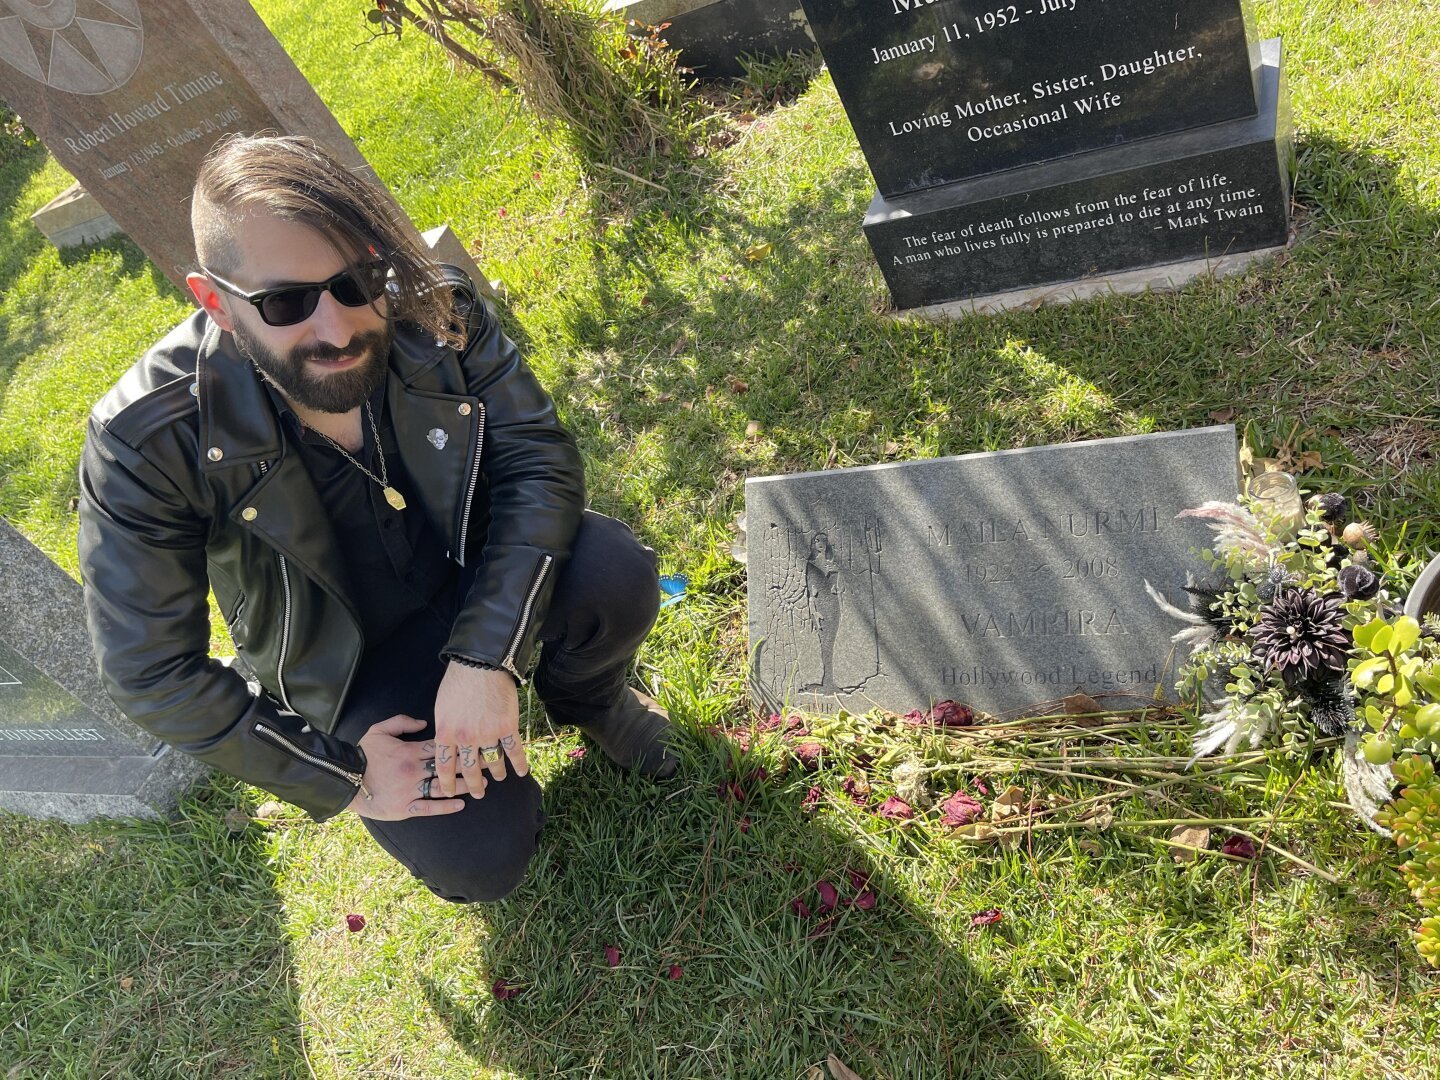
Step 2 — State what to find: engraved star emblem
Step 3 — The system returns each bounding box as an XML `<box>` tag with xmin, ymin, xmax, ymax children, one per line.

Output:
<box><xmin>0</xmin><ymin>0</ymin><xmax>142</xmax><ymax>93</ymax></box>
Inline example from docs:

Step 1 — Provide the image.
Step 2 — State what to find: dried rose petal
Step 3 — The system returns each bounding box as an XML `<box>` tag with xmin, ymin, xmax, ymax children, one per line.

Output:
<box><xmin>666</xmin><ymin>964</ymin><xmax>683</xmax><ymax>980</ymax></box>
<box><xmin>492</xmin><ymin>977</ymin><xmax>524</xmax><ymax>1000</ymax></box>
<box><xmin>345</xmin><ymin>913</ymin><xmax>366</xmax><ymax>933</ymax></box>
<box><xmin>748</xmin><ymin>767</ymin><xmax>770</xmax><ymax>784</ymax></box>
<box><xmin>604</xmin><ymin>945</ymin><xmax>621</xmax><ymax>967</ymax></box>
<box><xmin>801</xmin><ymin>786</ymin><xmax>823</xmax><ymax>812</ymax></box>
<box><xmin>1220</xmin><ymin>835</ymin><xmax>1258</xmax><ymax>859</ymax></box>
<box><xmin>719</xmin><ymin>780</ymin><xmax>745</xmax><ymax>801</ymax></box>
<box><xmin>841</xmin><ymin>776</ymin><xmax>870</xmax><ymax>807</ymax></box>
<box><xmin>806</xmin><ymin>916</ymin><xmax>838</xmax><ymax>940</ymax></box>
<box><xmin>970</xmin><ymin>908</ymin><xmax>1003</xmax><ymax>928</ymax></box>
<box><xmin>794</xmin><ymin>742</ymin><xmax>824</xmax><ymax>770</ymax></box>
<box><xmin>939</xmin><ymin>790</ymin><xmax>985</xmax><ymax>827</ymax></box>
<box><xmin>848</xmin><ymin>869</ymin><xmax>871</xmax><ymax>892</ymax></box>
<box><xmin>974</xmin><ymin>777</ymin><xmax>991</xmax><ymax>796</ymax></box>
<box><xmin>738</xmin><ymin>815</ymin><xmax>751</xmax><ymax>834</ymax></box>
<box><xmin>902</xmin><ymin>708</ymin><xmax>928</xmax><ymax>726</ymax></box>
<box><xmin>790</xmin><ymin>897</ymin><xmax>812</xmax><ymax>918</ymax></box>
<box><xmin>852</xmin><ymin>890</ymin><xmax>877</xmax><ymax>911</ymax></box>
<box><xmin>567</xmin><ymin>747</ymin><xmax>587</xmax><ymax>760</ymax></box>
<box><xmin>785</xmin><ymin>714</ymin><xmax>807</xmax><ymax>734</ymax></box>
<box><xmin>758</xmin><ymin>713</ymin><xmax>785</xmax><ymax>732</ymax></box>
<box><xmin>816</xmin><ymin>880</ymin><xmax>839</xmax><ymax>914</ymax></box>
<box><xmin>877</xmin><ymin>796</ymin><xmax>914</xmax><ymax>820</ymax></box>
<box><xmin>732</xmin><ymin>731</ymin><xmax>753</xmax><ymax>753</ymax></box>
<box><xmin>932</xmin><ymin>700</ymin><xmax>975</xmax><ymax>728</ymax></box>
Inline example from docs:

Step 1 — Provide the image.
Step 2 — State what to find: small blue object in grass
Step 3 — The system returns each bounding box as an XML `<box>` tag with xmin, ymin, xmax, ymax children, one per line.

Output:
<box><xmin>658</xmin><ymin>574</ymin><xmax>689</xmax><ymax>608</ymax></box>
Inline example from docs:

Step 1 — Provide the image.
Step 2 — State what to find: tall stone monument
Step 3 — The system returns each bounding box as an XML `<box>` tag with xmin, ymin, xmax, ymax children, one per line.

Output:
<box><xmin>795</xmin><ymin>0</ymin><xmax>1292</xmax><ymax>313</ymax></box>
<box><xmin>0</xmin><ymin>521</ymin><xmax>206</xmax><ymax>822</ymax></box>
<box><xmin>0</xmin><ymin>0</ymin><xmax>481</xmax><ymax>289</ymax></box>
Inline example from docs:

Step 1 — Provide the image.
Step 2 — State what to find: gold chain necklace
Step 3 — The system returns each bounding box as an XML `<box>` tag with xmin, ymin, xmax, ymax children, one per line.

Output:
<box><xmin>307</xmin><ymin>401</ymin><xmax>406</xmax><ymax>511</ymax></box>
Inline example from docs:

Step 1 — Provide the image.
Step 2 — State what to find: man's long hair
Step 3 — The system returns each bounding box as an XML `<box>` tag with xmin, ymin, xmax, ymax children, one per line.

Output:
<box><xmin>191</xmin><ymin>134</ymin><xmax>464</xmax><ymax>348</ymax></box>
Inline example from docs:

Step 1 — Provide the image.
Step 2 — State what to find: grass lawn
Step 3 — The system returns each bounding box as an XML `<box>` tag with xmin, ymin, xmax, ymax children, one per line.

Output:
<box><xmin>3</xmin><ymin>0</ymin><xmax>1439</xmax><ymax>1076</ymax></box>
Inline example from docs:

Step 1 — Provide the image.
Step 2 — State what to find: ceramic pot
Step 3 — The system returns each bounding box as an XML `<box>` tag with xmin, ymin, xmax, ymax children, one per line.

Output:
<box><xmin>1405</xmin><ymin>554</ymin><xmax>1440</xmax><ymax>620</ymax></box>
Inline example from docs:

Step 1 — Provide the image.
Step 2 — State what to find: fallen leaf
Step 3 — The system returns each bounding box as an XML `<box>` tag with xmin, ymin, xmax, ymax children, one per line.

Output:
<box><xmin>492</xmin><ymin>977</ymin><xmax>524</xmax><ymax>1000</ymax></box>
<box><xmin>1295</xmin><ymin>449</ymin><xmax>1324</xmax><ymax>470</ymax></box>
<box><xmin>883</xmin><ymin>440</ymin><xmax>900</xmax><ymax>456</ymax></box>
<box><xmin>255</xmin><ymin>800</ymin><xmax>285</xmax><ymax>819</ymax></box>
<box><xmin>1063</xmin><ymin>693</ymin><xmax>1102</xmax><ymax>716</ymax></box>
<box><xmin>668</xmin><ymin>334</ymin><xmax>689</xmax><ymax>356</ymax></box>
<box><xmin>806</xmin><ymin>1067</ymin><xmax>825</xmax><ymax>1080</ymax></box>
<box><xmin>666</xmin><ymin>964</ymin><xmax>683</xmax><ymax>980</ymax></box>
<box><xmin>952</xmin><ymin>822</ymin><xmax>1001</xmax><ymax>843</ymax></box>
<box><xmin>118</xmin><ymin>976</ymin><xmax>134</xmax><ymax>992</ymax></box>
<box><xmin>991</xmin><ymin>785</ymin><xmax>1030</xmax><ymax>821</ymax></box>
<box><xmin>1075</xmin><ymin>837</ymin><xmax>1102</xmax><ymax>854</ymax></box>
<box><xmin>728</xmin><ymin>376</ymin><xmax>750</xmax><ymax>394</ymax></box>
<box><xmin>970</xmin><ymin>907</ymin><xmax>1004</xmax><ymax>928</ymax></box>
<box><xmin>745</xmin><ymin>420</ymin><xmax>762</xmax><ymax>438</ymax></box>
<box><xmin>1220</xmin><ymin>835</ymin><xmax>1258</xmax><ymax>859</ymax></box>
<box><xmin>345</xmin><ymin>913</ymin><xmax>366</xmax><ymax>933</ymax></box>
<box><xmin>939</xmin><ymin>790</ymin><xmax>985</xmax><ymax>827</ymax></box>
<box><xmin>604</xmin><ymin>945</ymin><xmax>621</xmax><ymax>967</ymax></box>
<box><xmin>1083</xmin><ymin>807</ymin><xmax>1115</xmax><ymax>832</ymax></box>
<box><xmin>827</xmin><ymin>1053</ymin><xmax>865</xmax><ymax>1080</ymax></box>
<box><xmin>222</xmin><ymin>808</ymin><xmax>250</xmax><ymax>833</ymax></box>
<box><xmin>1208</xmin><ymin>407</ymin><xmax>1237</xmax><ymax>423</ymax></box>
<box><xmin>744</xmin><ymin>241</ymin><xmax>773</xmax><ymax>261</ymax></box>
<box><xmin>1169</xmin><ymin>825</ymin><xmax>1211</xmax><ymax>863</ymax></box>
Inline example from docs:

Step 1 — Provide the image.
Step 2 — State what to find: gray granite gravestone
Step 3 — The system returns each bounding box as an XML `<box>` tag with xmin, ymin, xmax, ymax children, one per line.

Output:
<box><xmin>745</xmin><ymin>426</ymin><xmax>1239</xmax><ymax>717</ymax></box>
<box><xmin>0</xmin><ymin>521</ymin><xmax>205</xmax><ymax>822</ymax></box>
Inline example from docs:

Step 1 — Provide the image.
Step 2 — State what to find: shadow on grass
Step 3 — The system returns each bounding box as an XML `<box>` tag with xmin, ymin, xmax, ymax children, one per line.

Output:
<box><xmin>419</xmin><ymin>731</ymin><xmax>1063</xmax><ymax>1078</ymax></box>
<box><xmin>0</xmin><ymin>781</ymin><xmax>309</xmax><ymax>1073</ymax></box>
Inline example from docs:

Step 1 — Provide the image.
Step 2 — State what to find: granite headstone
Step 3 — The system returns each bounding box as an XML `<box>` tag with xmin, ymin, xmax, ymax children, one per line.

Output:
<box><xmin>799</xmin><ymin>0</ymin><xmax>1259</xmax><ymax>196</ymax></box>
<box><xmin>866</xmin><ymin>39</ymin><xmax>1290</xmax><ymax>309</ymax></box>
<box><xmin>746</xmin><ymin>426</ymin><xmax>1239</xmax><ymax>717</ymax></box>
<box><xmin>0</xmin><ymin>520</ymin><xmax>205</xmax><ymax>822</ymax></box>
<box><xmin>0</xmin><ymin>0</ymin><xmax>412</xmax><ymax>290</ymax></box>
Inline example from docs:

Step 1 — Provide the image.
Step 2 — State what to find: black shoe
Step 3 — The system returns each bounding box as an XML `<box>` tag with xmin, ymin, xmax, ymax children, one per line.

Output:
<box><xmin>574</xmin><ymin>689</ymin><xmax>679</xmax><ymax>779</ymax></box>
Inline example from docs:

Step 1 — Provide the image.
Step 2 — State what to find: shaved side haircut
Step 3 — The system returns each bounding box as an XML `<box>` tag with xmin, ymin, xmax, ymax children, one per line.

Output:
<box><xmin>192</xmin><ymin>134</ymin><xmax>464</xmax><ymax>348</ymax></box>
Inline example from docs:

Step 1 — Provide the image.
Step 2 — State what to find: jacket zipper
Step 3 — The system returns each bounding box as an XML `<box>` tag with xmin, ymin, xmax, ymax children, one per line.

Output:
<box><xmin>255</xmin><ymin>721</ymin><xmax>363</xmax><ymax>786</ymax></box>
<box><xmin>256</xmin><ymin>461</ymin><xmax>296</xmax><ymax>713</ymax></box>
<box><xmin>455</xmin><ymin>401</ymin><xmax>486</xmax><ymax>566</ymax></box>
<box><xmin>501</xmin><ymin>554</ymin><xmax>553</xmax><ymax>681</ymax></box>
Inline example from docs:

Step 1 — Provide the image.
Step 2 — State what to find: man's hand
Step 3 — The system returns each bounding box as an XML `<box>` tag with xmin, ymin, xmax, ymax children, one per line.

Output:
<box><xmin>346</xmin><ymin>713</ymin><xmax>473</xmax><ymax>820</ymax></box>
<box><xmin>433</xmin><ymin>662</ymin><xmax>530</xmax><ymax>799</ymax></box>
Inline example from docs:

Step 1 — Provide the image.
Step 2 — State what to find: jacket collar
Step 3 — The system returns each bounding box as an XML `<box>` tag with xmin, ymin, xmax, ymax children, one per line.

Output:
<box><xmin>195</xmin><ymin>314</ymin><xmax>453</xmax><ymax>472</ymax></box>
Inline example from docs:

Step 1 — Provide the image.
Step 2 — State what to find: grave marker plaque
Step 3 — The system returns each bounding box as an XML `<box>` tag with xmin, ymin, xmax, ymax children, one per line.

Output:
<box><xmin>746</xmin><ymin>426</ymin><xmax>1239</xmax><ymax>717</ymax></box>
<box><xmin>0</xmin><ymin>521</ymin><xmax>204</xmax><ymax>822</ymax></box>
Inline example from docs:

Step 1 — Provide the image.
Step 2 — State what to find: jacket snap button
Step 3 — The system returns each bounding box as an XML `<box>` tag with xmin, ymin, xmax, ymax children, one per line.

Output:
<box><xmin>207</xmin><ymin>447</ymin><xmax>223</xmax><ymax>461</ymax></box>
<box><xmin>241</xmin><ymin>507</ymin><xmax>258</xmax><ymax>521</ymax></box>
<box><xmin>458</xmin><ymin>403</ymin><xmax>472</xmax><ymax>416</ymax></box>
<box><xmin>189</xmin><ymin>381</ymin><xmax>199</xmax><ymax>397</ymax></box>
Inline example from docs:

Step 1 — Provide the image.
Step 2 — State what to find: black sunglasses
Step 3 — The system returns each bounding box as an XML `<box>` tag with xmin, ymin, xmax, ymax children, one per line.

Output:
<box><xmin>203</xmin><ymin>260</ymin><xmax>391</xmax><ymax>327</ymax></box>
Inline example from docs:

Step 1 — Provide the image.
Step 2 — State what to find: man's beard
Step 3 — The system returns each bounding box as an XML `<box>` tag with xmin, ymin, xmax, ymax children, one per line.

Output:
<box><xmin>233</xmin><ymin>322</ymin><xmax>393</xmax><ymax>414</ymax></box>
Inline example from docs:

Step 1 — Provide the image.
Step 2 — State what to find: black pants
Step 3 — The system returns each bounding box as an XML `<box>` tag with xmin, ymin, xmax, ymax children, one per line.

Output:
<box><xmin>333</xmin><ymin>512</ymin><xmax>660</xmax><ymax>903</ymax></box>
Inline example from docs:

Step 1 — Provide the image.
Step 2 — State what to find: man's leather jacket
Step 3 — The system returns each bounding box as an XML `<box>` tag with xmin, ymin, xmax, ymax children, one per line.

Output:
<box><xmin>78</xmin><ymin>269</ymin><xmax>585</xmax><ymax>820</ymax></box>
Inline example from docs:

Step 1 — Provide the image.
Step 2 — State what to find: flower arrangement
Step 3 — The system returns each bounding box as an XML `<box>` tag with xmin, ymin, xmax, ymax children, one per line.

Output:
<box><xmin>1152</xmin><ymin>484</ymin><xmax>1440</xmax><ymax>964</ymax></box>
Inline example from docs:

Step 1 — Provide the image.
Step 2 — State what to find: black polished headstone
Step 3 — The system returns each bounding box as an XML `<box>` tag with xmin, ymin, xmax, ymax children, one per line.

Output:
<box><xmin>0</xmin><ymin>521</ymin><xmax>205</xmax><ymax>822</ymax></box>
<box><xmin>865</xmin><ymin>38</ymin><xmax>1289</xmax><ymax>309</ymax></box>
<box><xmin>799</xmin><ymin>0</ymin><xmax>1259</xmax><ymax>195</ymax></box>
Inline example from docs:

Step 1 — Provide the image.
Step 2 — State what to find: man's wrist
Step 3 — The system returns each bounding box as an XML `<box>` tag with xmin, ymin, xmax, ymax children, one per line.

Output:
<box><xmin>443</xmin><ymin>653</ymin><xmax>520</xmax><ymax>685</ymax></box>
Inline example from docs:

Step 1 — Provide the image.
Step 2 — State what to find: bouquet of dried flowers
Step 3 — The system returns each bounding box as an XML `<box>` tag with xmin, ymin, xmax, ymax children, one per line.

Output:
<box><xmin>1152</xmin><ymin>487</ymin><xmax>1440</xmax><ymax>964</ymax></box>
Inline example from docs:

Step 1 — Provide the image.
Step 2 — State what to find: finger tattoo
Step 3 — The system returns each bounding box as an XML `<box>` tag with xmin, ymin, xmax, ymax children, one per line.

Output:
<box><xmin>500</xmin><ymin>735</ymin><xmax>517</xmax><ymax>749</ymax></box>
<box><xmin>437</xmin><ymin>745</ymin><xmax>453</xmax><ymax>765</ymax></box>
<box><xmin>459</xmin><ymin>745</ymin><xmax>477</xmax><ymax>768</ymax></box>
